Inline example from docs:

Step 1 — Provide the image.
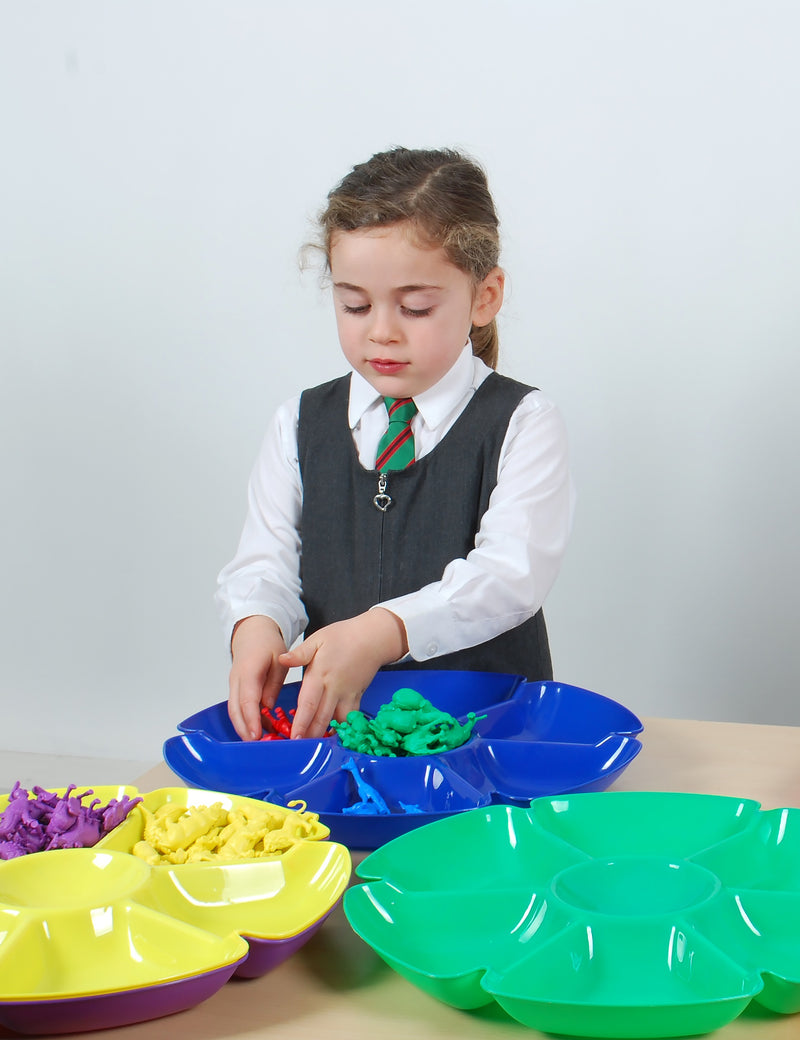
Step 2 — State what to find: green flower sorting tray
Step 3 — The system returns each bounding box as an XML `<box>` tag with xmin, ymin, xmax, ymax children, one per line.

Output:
<box><xmin>344</xmin><ymin>791</ymin><xmax>800</xmax><ymax>1038</ymax></box>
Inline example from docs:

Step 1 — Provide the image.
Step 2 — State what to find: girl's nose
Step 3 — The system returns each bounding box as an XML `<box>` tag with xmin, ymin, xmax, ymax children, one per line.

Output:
<box><xmin>368</xmin><ymin>307</ymin><xmax>399</xmax><ymax>345</ymax></box>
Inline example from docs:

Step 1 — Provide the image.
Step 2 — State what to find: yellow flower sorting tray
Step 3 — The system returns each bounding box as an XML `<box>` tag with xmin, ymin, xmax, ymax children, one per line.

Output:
<box><xmin>0</xmin><ymin>786</ymin><xmax>351</xmax><ymax>1034</ymax></box>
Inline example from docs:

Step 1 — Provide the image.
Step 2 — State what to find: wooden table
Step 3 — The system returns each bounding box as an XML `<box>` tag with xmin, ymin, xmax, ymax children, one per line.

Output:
<box><xmin>10</xmin><ymin>717</ymin><xmax>800</xmax><ymax>1040</ymax></box>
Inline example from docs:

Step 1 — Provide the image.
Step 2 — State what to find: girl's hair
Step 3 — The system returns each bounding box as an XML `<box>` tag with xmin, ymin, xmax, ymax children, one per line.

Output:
<box><xmin>319</xmin><ymin>146</ymin><xmax>502</xmax><ymax>370</ymax></box>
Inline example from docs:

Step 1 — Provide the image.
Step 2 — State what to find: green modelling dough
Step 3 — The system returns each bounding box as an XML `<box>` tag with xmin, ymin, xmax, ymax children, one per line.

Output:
<box><xmin>331</xmin><ymin>688</ymin><xmax>482</xmax><ymax>757</ymax></box>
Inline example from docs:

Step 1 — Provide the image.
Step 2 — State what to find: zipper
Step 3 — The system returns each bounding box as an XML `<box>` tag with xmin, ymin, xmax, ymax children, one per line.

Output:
<box><xmin>373</xmin><ymin>472</ymin><xmax>391</xmax><ymax>601</ymax></box>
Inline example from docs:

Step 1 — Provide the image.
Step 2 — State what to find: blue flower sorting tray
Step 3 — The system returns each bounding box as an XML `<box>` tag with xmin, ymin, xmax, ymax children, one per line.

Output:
<box><xmin>163</xmin><ymin>671</ymin><xmax>643</xmax><ymax>849</ymax></box>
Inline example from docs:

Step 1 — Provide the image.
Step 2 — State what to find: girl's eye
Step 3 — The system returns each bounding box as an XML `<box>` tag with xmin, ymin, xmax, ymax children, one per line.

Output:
<box><xmin>342</xmin><ymin>303</ymin><xmax>370</xmax><ymax>315</ymax></box>
<box><xmin>401</xmin><ymin>306</ymin><xmax>433</xmax><ymax>318</ymax></box>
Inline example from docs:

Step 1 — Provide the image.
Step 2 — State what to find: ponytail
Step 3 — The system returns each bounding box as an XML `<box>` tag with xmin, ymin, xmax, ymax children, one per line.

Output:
<box><xmin>470</xmin><ymin>321</ymin><xmax>499</xmax><ymax>371</ymax></box>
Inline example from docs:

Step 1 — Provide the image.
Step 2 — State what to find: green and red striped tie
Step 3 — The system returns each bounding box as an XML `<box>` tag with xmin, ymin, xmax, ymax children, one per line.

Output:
<box><xmin>375</xmin><ymin>397</ymin><xmax>417</xmax><ymax>471</ymax></box>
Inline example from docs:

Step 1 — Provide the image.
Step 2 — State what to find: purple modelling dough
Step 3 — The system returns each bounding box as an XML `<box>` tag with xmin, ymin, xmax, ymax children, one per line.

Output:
<box><xmin>0</xmin><ymin>782</ymin><xmax>142</xmax><ymax>859</ymax></box>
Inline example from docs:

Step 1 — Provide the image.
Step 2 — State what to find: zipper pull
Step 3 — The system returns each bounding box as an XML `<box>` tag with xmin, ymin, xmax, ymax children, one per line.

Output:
<box><xmin>373</xmin><ymin>472</ymin><xmax>392</xmax><ymax>512</ymax></box>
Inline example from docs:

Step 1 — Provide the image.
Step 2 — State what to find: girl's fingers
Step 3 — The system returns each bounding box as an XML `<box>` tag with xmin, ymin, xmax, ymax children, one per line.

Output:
<box><xmin>290</xmin><ymin>671</ymin><xmax>331</xmax><ymax>739</ymax></box>
<box><xmin>294</xmin><ymin>683</ymin><xmax>356</xmax><ymax>740</ymax></box>
<box><xmin>301</xmin><ymin>694</ymin><xmax>334</xmax><ymax>741</ymax></box>
<box><xmin>309</xmin><ymin>698</ymin><xmax>338</xmax><ymax>739</ymax></box>
<box><xmin>236</xmin><ymin>681</ymin><xmax>264</xmax><ymax>741</ymax></box>
<box><xmin>228</xmin><ymin>677</ymin><xmax>254</xmax><ymax>741</ymax></box>
<box><xmin>242</xmin><ymin>694</ymin><xmax>264</xmax><ymax>741</ymax></box>
<box><xmin>231</xmin><ymin>670</ymin><xmax>276</xmax><ymax>741</ymax></box>
<box><xmin>290</xmin><ymin>690</ymin><xmax>322</xmax><ymax>739</ymax></box>
<box><xmin>228</xmin><ymin>693</ymin><xmax>247</xmax><ymax>741</ymax></box>
<box><xmin>261</xmin><ymin>661</ymin><xmax>289</xmax><ymax>714</ymax></box>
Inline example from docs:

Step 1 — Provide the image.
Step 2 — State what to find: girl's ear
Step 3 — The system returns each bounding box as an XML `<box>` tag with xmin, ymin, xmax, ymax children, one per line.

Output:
<box><xmin>471</xmin><ymin>267</ymin><xmax>505</xmax><ymax>327</ymax></box>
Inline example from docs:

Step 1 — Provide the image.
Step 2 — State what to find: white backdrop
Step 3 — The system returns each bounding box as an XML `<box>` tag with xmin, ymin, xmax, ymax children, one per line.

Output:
<box><xmin>1</xmin><ymin>1</ymin><xmax>798</xmax><ymax>761</ymax></box>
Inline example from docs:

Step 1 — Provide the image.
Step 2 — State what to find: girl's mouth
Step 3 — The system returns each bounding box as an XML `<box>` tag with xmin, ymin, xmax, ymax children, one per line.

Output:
<box><xmin>369</xmin><ymin>359</ymin><xmax>408</xmax><ymax>375</ymax></box>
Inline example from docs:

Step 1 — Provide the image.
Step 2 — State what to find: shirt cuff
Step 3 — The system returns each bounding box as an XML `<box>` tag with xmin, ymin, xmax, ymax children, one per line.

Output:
<box><xmin>376</xmin><ymin>586</ymin><xmax>460</xmax><ymax>662</ymax></box>
<box><xmin>219</xmin><ymin>600</ymin><xmax>304</xmax><ymax>652</ymax></box>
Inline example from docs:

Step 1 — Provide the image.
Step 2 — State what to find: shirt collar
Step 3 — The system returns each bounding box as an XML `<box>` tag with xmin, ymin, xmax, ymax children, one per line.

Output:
<box><xmin>348</xmin><ymin>342</ymin><xmax>475</xmax><ymax>430</ymax></box>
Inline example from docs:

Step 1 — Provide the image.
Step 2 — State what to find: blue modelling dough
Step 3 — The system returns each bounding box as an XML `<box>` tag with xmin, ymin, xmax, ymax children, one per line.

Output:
<box><xmin>340</xmin><ymin>758</ymin><xmax>390</xmax><ymax>816</ymax></box>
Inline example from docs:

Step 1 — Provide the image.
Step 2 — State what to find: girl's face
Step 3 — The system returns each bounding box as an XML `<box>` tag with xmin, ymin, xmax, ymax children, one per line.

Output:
<box><xmin>329</xmin><ymin>223</ymin><xmax>503</xmax><ymax>399</ymax></box>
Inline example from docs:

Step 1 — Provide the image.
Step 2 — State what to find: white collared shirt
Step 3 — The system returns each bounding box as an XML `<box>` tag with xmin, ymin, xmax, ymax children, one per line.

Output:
<box><xmin>215</xmin><ymin>345</ymin><xmax>575</xmax><ymax>661</ymax></box>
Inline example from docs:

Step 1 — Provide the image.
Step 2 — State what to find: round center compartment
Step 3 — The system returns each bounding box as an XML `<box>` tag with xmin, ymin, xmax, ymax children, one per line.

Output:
<box><xmin>552</xmin><ymin>857</ymin><xmax>719</xmax><ymax>916</ymax></box>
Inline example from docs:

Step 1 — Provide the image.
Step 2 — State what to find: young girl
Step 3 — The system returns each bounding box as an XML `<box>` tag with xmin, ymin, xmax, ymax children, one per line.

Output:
<box><xmin>216</xmin><ymin>147</ymin><xmax>574</xmax><ymax>742</ymax></box>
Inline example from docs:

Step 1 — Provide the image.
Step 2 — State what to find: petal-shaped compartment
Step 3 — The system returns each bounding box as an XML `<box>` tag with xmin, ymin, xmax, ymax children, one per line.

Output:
<box><xmin>475</xmin><ymin>681</ymin><xmax>642</xmax><ymax>743</ymax></box>
<box><xmin>0</xmin><ymin>896</ymin><xmax>247</xmax><ymax>1000</ymax></box>
<box><xmin>690</xmin><ymin>806</ymin><xmax>800</xmax><ymax>891</ymax></box>
<box><xmin>97</xmin><ymin>786</ymin><xmax>330</xmax><ymax>858</ymax></box>
<box><xmin>162</xmin><ymin>732</ymin><xmax>340</xmax><ymax>798</ymax></box>
<box><xmin>0</xmin><ymin>785</ymin><xmax>140</xmax><ymax>814</ymax></box>
<box><xmin>0</xmin><ymin>847</ymin><xmax>149</xmax><ymax>909</ymax></box>
<box><xmin>177</xmin><ymin>700</ymin><xmax>241</xmax><ymax>741</ymax></box>
<box><xmin>530</xmin><ymin>792</ymin><xmax>761</xmax><ymax>859</ymax></box>
<box><xmin>357</xmin><ymin>805</ymin><xmax>589</xmax><ymax>891</ymax></box>
<box><xmin>344</xmin><ymin>881</ymin><xmax>571</xmax><ymax>1010</ymax></box>
<box><xmin>459</xmin><ymin>734</ymin><xmax>641</xmax><ymax>802</ymax></box>
<box><xmin>134</xmin><ymin>840</ymin><xmax>350</xmax><ymax>940</ymax></box>
<box><xmin>485</xmin><ymin>918</ymin><xmax>760</xmax><ymax>1038</ymax></box>
<box><xmin>276</xmin><ymin>757</ymin><xmax>490</xmax><ymax>850</ymax></box>
<box><xmin>0</xmin><ymin>785</ymin><xmax>143</xmax><ymax>861</ymax></box>
<box><xmin>689</xmin><ymin>888</ymin><xmax>800</xmax><ymax>1014</ymax></box>
<box><xmin>349</xmin><ymin>756</ymin><xmax>489</xmax><ymax>814</ymax></box>
<box><xmin>359</xmin><ymin>669</ymin><xmax>525</xmax><ymax>717</ymax></box>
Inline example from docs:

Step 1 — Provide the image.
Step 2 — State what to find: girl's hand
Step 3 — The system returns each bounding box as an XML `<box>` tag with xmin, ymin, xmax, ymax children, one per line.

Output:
<box><xmin>279</xmin><ymin>608</ymin><xmax>408</xmax><ymax>740</ymax></box>
<box><xmin>228</xmin><ymin>616</ymin><xmax>289</xmax><ymax>741</ymax></box>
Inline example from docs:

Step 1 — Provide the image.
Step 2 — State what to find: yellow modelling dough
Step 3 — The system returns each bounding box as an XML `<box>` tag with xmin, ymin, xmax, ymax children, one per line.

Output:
<box><xmin>132</xmin><ymin>800</ymin><xmax>321</xmax><ymax>864</ymax></box>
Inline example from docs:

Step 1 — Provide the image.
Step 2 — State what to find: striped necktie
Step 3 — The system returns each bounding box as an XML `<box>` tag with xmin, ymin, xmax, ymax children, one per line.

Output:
<box><xmin>375</xmin><ymin>397</ymin><xmax>417</xmax><ymax>471</ymax></box>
